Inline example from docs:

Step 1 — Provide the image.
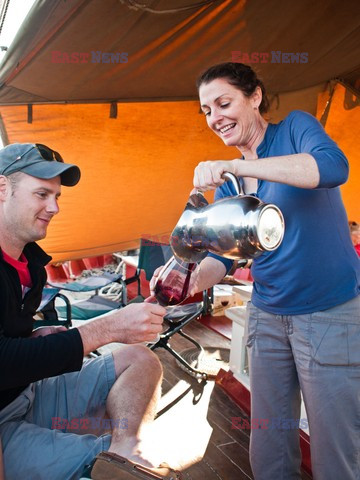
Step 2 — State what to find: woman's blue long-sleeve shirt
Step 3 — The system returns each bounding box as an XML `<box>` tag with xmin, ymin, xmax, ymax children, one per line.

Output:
<box><xmin>212</xmin><ymin>110</ymin><xmax>360</xmax><ymax>314</ymax></box>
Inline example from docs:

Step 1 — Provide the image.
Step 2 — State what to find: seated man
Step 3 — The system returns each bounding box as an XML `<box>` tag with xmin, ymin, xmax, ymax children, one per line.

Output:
<box><xmin>0</xmin><ymin>144</ymin><xmax>180</xmax><ymax>479</ymax></box>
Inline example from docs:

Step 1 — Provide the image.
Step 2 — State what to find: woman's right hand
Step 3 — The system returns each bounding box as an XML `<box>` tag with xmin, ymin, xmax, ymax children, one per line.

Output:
<box><xmin>193</xmin><ymin>159</ymin><xmax>240</xmax><ymax>191</ymax></box>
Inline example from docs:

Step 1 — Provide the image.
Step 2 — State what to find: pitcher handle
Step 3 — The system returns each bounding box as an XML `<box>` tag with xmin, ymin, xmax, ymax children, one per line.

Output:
<box><xmin>222</xmin><ymin>171</ymin><xmax>245</xmax><ymax>196</ymax></box>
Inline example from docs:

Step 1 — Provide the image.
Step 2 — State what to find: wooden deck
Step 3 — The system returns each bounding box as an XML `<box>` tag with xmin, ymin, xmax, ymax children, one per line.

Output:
<box><xmin>144</xmin><ymin>319</ymin><xmax>312</xmax><ymax>480</ymax></box>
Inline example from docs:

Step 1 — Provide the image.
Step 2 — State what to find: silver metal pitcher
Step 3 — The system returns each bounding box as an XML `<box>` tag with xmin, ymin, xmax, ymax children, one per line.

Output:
<box><xmin>170</xmin><ymin>172</ymin><xmax>285</xmax><ymax>263</ymax></box>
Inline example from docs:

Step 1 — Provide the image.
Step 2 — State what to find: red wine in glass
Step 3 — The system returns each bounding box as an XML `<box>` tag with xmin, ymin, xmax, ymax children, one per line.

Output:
<box><xmin>154</xmin><ymin>256</ymin><xmax>196</xmax><ymax>307</ymax></box>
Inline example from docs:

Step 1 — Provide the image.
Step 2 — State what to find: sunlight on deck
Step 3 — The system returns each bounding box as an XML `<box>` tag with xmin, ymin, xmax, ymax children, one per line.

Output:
<box><xmin>142</xmin><ymin>379</ymin><xmax>215</xmax><ymax>470</ymax></box>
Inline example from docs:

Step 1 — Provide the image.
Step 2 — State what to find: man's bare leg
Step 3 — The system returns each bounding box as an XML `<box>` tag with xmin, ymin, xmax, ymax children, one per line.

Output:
<box><xmin>106</xmin><ymin>344</ymin><xmax>163</xmax><ymax>467</ymax></box>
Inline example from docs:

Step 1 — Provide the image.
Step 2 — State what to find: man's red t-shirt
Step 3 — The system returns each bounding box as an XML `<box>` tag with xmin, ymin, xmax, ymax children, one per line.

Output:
<box><xmin>2</xmin><ymin>250</ymin><xmax>32</xmax><ymax>295</ymax></box>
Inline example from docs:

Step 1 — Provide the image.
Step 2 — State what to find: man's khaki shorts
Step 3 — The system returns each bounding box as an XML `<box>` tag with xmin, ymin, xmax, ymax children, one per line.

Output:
<box><xmin>0</xmin><ymin>353</ymin><xmax>117</xmax><ymax>479</ymax></box>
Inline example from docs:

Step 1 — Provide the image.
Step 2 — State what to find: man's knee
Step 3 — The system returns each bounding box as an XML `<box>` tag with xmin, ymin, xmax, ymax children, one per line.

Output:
<box><xmin>112</xmin><ymin>344</ymin><xmax>163</xmax><ymax>378</ymax></box>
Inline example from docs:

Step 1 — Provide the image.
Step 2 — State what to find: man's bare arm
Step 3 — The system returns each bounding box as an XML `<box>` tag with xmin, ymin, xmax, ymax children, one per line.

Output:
<box><xmin>76</xmin><ymin>302</ymin><xmax>166</xmax><ymax>356</ymax></box>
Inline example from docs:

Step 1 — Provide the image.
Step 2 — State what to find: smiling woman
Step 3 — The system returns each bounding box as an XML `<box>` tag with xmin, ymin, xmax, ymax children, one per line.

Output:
<box><xmin>189</xmin><ymin>61</ymin><xmax>360</xmax><ymax>480</ymax></box>
<box><xmin>199</xmin><ymin>77</ymin><xmax>267</xmax><ymax>151</ymax></box>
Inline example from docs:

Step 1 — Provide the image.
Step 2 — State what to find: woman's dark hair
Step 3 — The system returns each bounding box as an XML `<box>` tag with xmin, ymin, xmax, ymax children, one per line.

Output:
<box><xmin>196</xmin><ymin>62</ymin><xmax>270</xmax><ymax>115</ymax></box>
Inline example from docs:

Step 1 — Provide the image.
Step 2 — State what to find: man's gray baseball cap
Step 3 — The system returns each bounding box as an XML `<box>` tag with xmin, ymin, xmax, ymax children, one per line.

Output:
<box><xmin>0</xmin><ymin>143</ymin><xmax>81</xmax><ymax>186</ymax></box>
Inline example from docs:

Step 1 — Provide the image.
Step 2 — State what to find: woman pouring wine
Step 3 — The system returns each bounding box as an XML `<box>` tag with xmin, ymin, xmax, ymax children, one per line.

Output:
<box><xmin>151</xmin><ymin>62</ymin><xmax>360</xmax><ymax>480</ymax></box>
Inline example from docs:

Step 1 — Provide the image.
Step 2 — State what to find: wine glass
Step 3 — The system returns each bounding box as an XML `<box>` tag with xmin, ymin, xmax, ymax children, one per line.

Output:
<box><xmin>154</xmin><ymin>255</ymin><xmax>196</xmax><ymax>307</ymax></box>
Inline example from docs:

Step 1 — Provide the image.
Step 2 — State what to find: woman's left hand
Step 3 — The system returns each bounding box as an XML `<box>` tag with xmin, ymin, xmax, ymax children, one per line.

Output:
<box><xmin>193</xmin><ymin>159</ymin><xmax>239</xmax><ymax>191</ymax></box>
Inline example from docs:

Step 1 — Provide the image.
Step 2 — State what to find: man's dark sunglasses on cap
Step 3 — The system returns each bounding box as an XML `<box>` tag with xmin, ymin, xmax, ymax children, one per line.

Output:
<box><xmin>2</xmin><ymin>143</ymin><xmax>64</xmax><ymax>175</ymax></box>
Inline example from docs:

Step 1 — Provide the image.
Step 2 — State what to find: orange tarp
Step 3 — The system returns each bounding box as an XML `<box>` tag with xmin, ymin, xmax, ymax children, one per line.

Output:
<box><xmin>316</xmin><ymin>84</ymin><xmax>360</xmax><ymax>222</ymax></box>
<box><xmin>0</xmin><ymin>84</ymin><xmax>358</xmax><ymax>262</ymax></box>
<box><xmin>0</xmin><ymin>102</ymin><xmax>237</xmax><ymax>261</ymax></box>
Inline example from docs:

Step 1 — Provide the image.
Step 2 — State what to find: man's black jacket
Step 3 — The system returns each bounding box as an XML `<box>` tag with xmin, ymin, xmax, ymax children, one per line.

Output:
<box><xmin>0</xmin><ymin>243</ymin><xmax>83</xmax><ymax>411</ymax></box>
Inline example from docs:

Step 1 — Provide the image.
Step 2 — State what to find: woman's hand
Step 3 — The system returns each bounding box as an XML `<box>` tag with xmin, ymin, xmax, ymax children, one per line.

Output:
<box><xmin>193</xmin><ymin>159</ymin><xmax>240</xmax><ymax>191</ymax></box>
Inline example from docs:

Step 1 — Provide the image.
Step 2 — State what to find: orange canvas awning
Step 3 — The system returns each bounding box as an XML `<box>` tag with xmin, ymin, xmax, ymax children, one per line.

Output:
<box><xmin>0</xmin><ymin>83</ymin><xmax>358</xmax><ymax>262</ymax></box>
<box><xmin>316</xmin><ymin>83</ymin><xmax>360</xmax><ymax>222</ymax></box>
<box><xmin>0</xmin><ymin>101</ymin><xmax>240</xmax><ymax>261</ymax></box>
